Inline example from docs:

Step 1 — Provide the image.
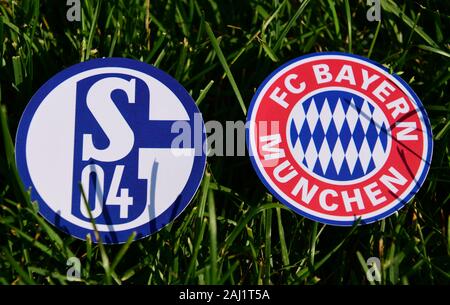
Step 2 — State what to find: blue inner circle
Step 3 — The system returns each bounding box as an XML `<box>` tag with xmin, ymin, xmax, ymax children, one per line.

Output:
<box><xmin>289</xmin><ymin>90</ymin><xmax>389</xmax><ymax>181</ymax></box>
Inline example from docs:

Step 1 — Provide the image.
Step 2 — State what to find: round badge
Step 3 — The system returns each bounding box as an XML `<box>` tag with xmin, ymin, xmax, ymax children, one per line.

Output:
<box><xmin>16</xmin><ymin>58</ymin><xmax>206</xmax><ymax>243</ymax></box>
<box><xmin>247</xmin><ymin>52</ymin><xmax>433</xmax><ymax>226</ymax></box>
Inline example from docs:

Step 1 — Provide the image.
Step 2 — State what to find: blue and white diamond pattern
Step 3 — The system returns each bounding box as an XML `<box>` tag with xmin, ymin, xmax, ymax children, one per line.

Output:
<box><xmin>288</xmin><ymin>90</ymin><xmax>390</xmax><ymax>181</ymax></box>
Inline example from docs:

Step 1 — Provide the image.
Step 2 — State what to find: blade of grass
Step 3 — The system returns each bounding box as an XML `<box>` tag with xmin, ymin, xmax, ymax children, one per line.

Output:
<box><xmin>144</xmin><ymin>33</ymin><xmax>166</xmax><ymax>63</ymax></box>
<box><xmin>418</xmin><ymin>44</ymin><xmax>450</xmax><ymax>59</ymax></box>
<box><xmin>207</xmin><ymin>189</ymin><xmax>218</xmax><ymax>284</ymax></box>
<box><xmin>195</xmin><ymin>80</ymin><xmax>214</xmax><ymax>106</ymax></box>
<box><xmin>0</xmin><ymin>16</ymin><xmax>39</xmax><ymax>52</ymax></box>
<box><xmin>260</xmin><ymin>41</ymin><xmax>279</xmax><ymax>62</ymax></box>
<box><xmin>273</xmin><ymin>0</ymin><xmax>311</xmax><ymax>52</ymax></box>
<box><xmin>447</xmin><ymin>216</ymin><xmax>450</xmax><ymax>256</ymax></box>
<box><xmin>3</xmin><ymin>224</ymin><xmax>54</xmax><ymax>257</ymax></box>
<box><xmin>1</xmin><ymin>247</ymin><xmax>36</xmax><ymax>284</ymax></box>
<box><xmin>368</xmin><ymin>21</ymin><xmax>382</xmax><ymax>58</ymax></box>
<box><xmin>175</xmin><ymin>38</ymin><xmax>188</xmax><ymax>81</ymax></box>
<box><xmin>108</xmin><ymin>23</ymin><xmax>120</xmax><ymax>57</ymax></box>
<box><xmin>382</xmin><ymin>0</ymin><xmax>439</xmax><ymax>48</ymax></box>
<box><xmin>205</xmin><ymin>21</ymin><xmax>247</xmax><ymax>115</ymax></box>
<box><xmin>309</xmin><ymin>222</ymin><xmax>318</xmax><ymax>268</ymax></box>
<box><xmin>263</xmin><ymin>207</ymin><xmax>272</xmax><ymax>284</ymax></box>
<box><xmin>356</xmin><ymin>251</ymin><xmax>377</xmax><ymax>285</ymax></box>
<box><xmin>296</xmin><ymin>219</ymin><xmax>361</xmax><ymax>280</ymax></box>
<box><xmin>197</xmin><ymin>171</ymin><xmax>211</xmax><ymax>221</ymax></box>
<box><xmin>0</xmin><ymin>17</ymin><xmax>4</xmax><ymax>57</ymax></box>
<box><xmin>326</xmin><ymin>0</ymin><xmax>341</xmax><ymax>38</ymax></box>
<box><xmin>276</xmin><ymin>207</ymin><xmax>290</xmax><ymax>266</ymax></box>
<box><xmin>344</xmin><ymin>0</ymin><xmax>352</xmax><ymax>53</ymax></box>
<box><xmin>185</xmin><ymin>218</ymin><xmax>207</xmax><ymax>284</ymax></box>
<box><xmin>12</xmin><ymin>55</ymin><xmax>23</xmax><ymax>88</ymax></box>
<box><xmin>261</xmin><ymin>0</ymin><xmax>287</xmax><ymax>34</ymax></box>
<box><xmin>79</xmin><ymin>183</ymin><xmax>112</xmax><ymax>284</ymax></box>
<box><xmin>153</xmin><ymin>48</ymin><xmax>166</xmax><ymax>67</ymax></box>
<box><xmin>110</xmin><ymin>231</ymin><xmax>137</xmax><ymax>271</ymax></box>
<box><xmin>221</xmin><ymin>203</ymin><xmax>289</xmax><ymax>255</ymax></box>
<box><xmin>83</xmin><ymin>0</ymin><xmax>102</xmax><ymax>61</ymax></box>
<box><xmin>23</xmin><ymin>204</ymin><xmax>74</xmax><ymax>258</ymax></box>
<box><xmin>0</xmin><ymin>105</ymin><xmax>30</xmax><ymax>204</ymax></box>
<box><xmin>435</xmin><ymin>120</ymin><xmax>450</xmax><ymax>141</ymax></box>
<box><xmin>218</xmin><ymin>261</ymin><xmax>239</xmax><ymax>285</ymax></box>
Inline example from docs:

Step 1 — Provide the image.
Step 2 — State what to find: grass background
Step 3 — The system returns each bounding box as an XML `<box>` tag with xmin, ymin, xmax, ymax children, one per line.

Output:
<box><xmin>0</xmin><ymin>0</ymin><xmax>449</xmax><ymax>284</ymax></box>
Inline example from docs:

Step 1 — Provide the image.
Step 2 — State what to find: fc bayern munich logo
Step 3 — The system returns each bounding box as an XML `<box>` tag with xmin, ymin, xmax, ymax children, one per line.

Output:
<box><xmin>247</xmin><ymin>52</ymin><xmax>433</xmax><ymax>226</ymax></box>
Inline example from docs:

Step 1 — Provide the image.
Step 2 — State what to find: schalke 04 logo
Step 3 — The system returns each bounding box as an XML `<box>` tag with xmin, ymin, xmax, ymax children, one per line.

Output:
<box><xmin>16</xmin><ymin>58</ymin><xmax>206</xmax><ymax>243</ymax></box>
<box><xmin>247</xmin><ymin>52</ymin><xmax>433</xmax><ymax>225</ymax></box>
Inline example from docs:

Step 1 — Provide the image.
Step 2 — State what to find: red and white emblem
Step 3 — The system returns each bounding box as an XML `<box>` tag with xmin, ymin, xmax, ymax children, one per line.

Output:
<box><xmin>247</xmin><ymin>53</ymin><xmax>433</xmax><ymax>225</ymax></box>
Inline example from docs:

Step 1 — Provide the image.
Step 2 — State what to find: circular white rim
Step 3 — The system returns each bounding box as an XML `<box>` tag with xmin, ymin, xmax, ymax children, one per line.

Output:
<box><xmin>248</xmin><ymin>54</ymin><xmax>431</xmax><ymax>222</ymax></box>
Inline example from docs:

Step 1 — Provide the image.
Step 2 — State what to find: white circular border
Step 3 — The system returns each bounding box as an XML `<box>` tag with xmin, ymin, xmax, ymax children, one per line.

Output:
<box><xmin>248</xmin><ymin>54</ymin><xmax>430</xmax><ymax>222</ymax></box>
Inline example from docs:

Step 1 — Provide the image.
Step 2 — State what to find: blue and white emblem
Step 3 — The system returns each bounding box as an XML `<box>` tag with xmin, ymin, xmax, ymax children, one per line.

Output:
<box><xmin>288</xmin><ymin>89</ymin><xmax>390</xmax><ymax>182</ymax></box>
<box><xmin>16</xmin><ymin>58</ymin><xmax>206</xmax><ymax>243</ymax></box>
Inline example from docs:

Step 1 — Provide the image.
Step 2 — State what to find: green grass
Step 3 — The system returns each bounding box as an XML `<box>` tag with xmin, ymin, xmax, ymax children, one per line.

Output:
<box><xmin>0</xmin><ymin>0</ymin><xmax>449</xmax><ymax>284</ymax></box>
